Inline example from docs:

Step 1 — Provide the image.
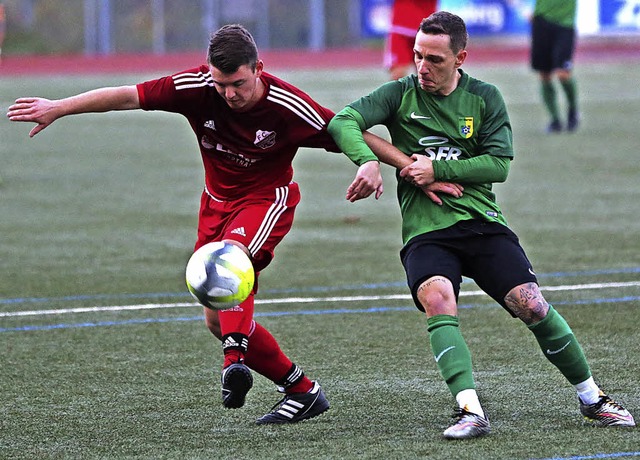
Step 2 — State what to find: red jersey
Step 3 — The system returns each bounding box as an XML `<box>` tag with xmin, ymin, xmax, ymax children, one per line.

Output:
<box><xmin>390</xmin><ymin>0</ymin><xmax>438</xmax><ymax>36</ymax></box>
<box><xmin>137</xmin><ymin>67</ymin><xmax>339</xmax><ymax>201</ymax></box>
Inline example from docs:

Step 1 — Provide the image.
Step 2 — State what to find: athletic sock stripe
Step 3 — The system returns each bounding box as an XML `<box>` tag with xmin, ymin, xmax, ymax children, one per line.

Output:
<box><xmin>286</xmin><ymin>366</ymin><xmax>303</xmax><ymax>384</ymax></box>
<box><xmin>247</xmin><ymin>186</ymin><xmax>288</xmax><ymax>255</ymax></box>
<box><xmin>267</xmin><ymin>87</ymin><xmax>325</xmax><ymax>130</ymax></box>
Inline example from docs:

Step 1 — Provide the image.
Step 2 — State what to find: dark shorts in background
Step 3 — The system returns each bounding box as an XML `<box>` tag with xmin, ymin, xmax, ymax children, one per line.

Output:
<box><xmin>531</xmin><ymin>15</ymin><xmax>576</xmax><ymax>73</ymax></box>
<box><xmin>400</xmin><ymin>220</ymin><xmax>538</xmax><ymax>314</ymax></box>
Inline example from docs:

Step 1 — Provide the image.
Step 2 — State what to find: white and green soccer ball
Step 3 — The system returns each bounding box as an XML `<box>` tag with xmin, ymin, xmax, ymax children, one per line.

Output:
<box><xmin>185</xmin><ymin>242</ymin><xmax>255</xmax><ymax>310</ymax></box>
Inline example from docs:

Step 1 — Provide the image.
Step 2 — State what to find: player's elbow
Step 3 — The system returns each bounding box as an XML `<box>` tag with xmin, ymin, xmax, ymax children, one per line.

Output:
<box><xmin>327</xmin><ymin>113</ymin><xmax>350</xmax><ymax>138</ymax></box>
<box><xmin>492</xmin><ymin>156</ymin><xmax>511</xmax><ymax>183</ymax></box>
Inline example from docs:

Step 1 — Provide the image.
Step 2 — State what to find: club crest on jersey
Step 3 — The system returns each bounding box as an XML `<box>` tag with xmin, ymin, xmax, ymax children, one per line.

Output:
<box><xmin>459</xmin><ymin>117</ymin><xmax>474</xmax><ymax>139</ymax></box>
<box><xmin>204</xmin><ymin>119</ymin><xmax>216</xmax><ymax>131</ymax></box>
<box><xmin>254</xmin><ymin>130</ymin><xmax>276</xmax><ymax>149</ymax></box>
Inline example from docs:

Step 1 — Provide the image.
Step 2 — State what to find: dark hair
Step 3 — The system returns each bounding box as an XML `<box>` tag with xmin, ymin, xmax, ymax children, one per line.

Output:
<box><xmin>419</xmin><ymin>11</ymin><xmax>468</xmax><ymax>54</ymax></box>
<box><xmin>207</xmin><ymin>24</ymin><xmax>258</xmax><ymax>73</ymax></box>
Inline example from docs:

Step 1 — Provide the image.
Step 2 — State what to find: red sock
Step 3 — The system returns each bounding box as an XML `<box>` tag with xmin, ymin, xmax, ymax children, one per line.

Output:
<box><xmin>218</xmin><ymin>293</ymin><xmax>255</xmax><ymax>337</ymax></box>
<box><xmin>219</xmin><ymin>294</ymin><xmax>255</xmax><ymax>368</ymax></box>
<box><xmin>245</xmin><ymin>322</ymin><xmax>313</xmax><ymax>394</ymax></box>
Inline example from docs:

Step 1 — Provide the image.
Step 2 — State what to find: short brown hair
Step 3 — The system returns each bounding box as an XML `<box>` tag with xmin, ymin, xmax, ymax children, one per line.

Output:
<box><xmin>207</xmin><ymin>24</ymin><xmax>258</xmax><ymax>73</ymax></box>
<box><xmin>419</xmin><ymin>11</ymin><xmax>469</xmax><ymax>54</ymax></box>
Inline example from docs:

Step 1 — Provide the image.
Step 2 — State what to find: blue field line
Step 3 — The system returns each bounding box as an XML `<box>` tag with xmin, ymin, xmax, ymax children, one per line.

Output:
<box><xmin>2</xmin><ymin>266</ymin><xmax>640</xmax><ymax>306</ymax></box>
<box><xmin>553</xmin><ymin>295</ymin><xmax>640</xmax><ymax>306</ymax></box>
<box><xmin>0</xmin><ymin>306</ymin><xmax>414</xmax><ymax>333</ymax></box>
<box><xmin>533</xmin><ymin>451</ymin><xmax>640</xmax><ymax>460</ymax></box>
<box><xmin>3</xmin><ymin>294</ymin><xmax>640</xmax><ymax>333</ymax></box>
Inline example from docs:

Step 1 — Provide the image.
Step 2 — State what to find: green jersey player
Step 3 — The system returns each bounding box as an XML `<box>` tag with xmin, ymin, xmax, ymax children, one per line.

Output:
<box><xmin>530</xmin><ymin>0</ymin><xmax>579</xmax><ymax>132</ymax></box>
<box><xmin>328</xmin><ymin>11</ymin><xmax>634</xmax><ymax>439</ymax></box>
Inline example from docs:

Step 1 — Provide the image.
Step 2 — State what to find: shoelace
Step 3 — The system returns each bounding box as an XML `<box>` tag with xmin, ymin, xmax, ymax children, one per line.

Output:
<box><xmin>267</xmin><ymin>395</ymin><xmax>290</xmax><ymax>412</ymax></box>
<box><xmin>594</xmin><ymin>395</ymin><xmax>624</xmax><ymax>412</ymax></box>
<box><xmin>451</xmin><ymin>407</ymin><xmax>473</xmax><ymax>420</ymax></box>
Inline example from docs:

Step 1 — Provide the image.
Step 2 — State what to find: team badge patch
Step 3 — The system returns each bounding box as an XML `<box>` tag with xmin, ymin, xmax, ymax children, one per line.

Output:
<box><xmin>459</xmin><ymin>117</ymin><xmax>474</xmax><ymax>139</ymax></box>
<box><xmin>254</xmin><ymin>130</ymin><xmax>276</xmax><ymax>149</ymax></box>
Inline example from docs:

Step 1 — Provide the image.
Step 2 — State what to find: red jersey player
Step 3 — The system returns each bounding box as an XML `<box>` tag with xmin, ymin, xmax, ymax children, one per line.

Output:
<box><xmin>384</xmin><ymin>0</ymin><xmax>438</xmax><ymax>79</ymax></box>
<box><xmin>7</xmin><ymin>24</ymin><xmax>461</xmax><ymax>424</ymax></box>
<box><xmin>6</xmin><ymin>24</ymin><xmax>383</xmax><ymax>425</ymax></box>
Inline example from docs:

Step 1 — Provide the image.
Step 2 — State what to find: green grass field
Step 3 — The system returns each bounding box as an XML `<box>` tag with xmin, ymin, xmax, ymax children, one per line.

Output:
<box><xmin>1</xmin><ymin>58</ymin><xmax>639</xmax><ymax>459</ymax></box>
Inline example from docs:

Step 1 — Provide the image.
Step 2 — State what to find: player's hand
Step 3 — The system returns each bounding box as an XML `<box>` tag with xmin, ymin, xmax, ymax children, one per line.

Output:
<box><xmin>346</xmin><ymin>161</ymin><xmax>383</xmax><ymax>202</ymax></box>
<box><xmin>399</xmin><ymin>154</ymin><xmax>435</xmax><ymax>186</ymax></box>
<box><xmin>421</xmin><ymin>181</ymin><xmax>464</xmax><ymax>205</ymax></box>
<box><xmin>7</xmin><ymin>97</ymin><xmax>59</xmax><ymax>137</ymax></box>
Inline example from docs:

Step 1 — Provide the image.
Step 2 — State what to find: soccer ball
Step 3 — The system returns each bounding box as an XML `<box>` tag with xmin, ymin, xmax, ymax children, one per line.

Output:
<box><xmin>185</xmin><ymin>242</ymin><xmax>255</xmax><ymax>310</ymax></box>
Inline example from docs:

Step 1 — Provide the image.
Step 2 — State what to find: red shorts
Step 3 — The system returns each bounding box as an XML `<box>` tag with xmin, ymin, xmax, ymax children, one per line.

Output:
<box><xmin>195</xmin><ymin>182</ymin><xmax>300</xmax><ymax>273</ymax></box>
<box><xmin>384</xmin><ymin>0</ymin><xmax>437</xmax><ymax>70</ymax></box>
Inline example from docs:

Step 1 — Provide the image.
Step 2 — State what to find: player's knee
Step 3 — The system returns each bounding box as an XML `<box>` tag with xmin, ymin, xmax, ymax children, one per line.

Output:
<box><xmin>416</xmin><ymin>276</ymin><xmax>456</xmax><ymax>315</ymax></box>
<box><xmin>504</xmin><ymin>282</ymin><xmax>549</xmax><ymax>324</ymax></box>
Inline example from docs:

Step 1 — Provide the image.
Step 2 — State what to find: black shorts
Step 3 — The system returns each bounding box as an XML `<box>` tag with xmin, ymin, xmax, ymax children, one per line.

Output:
<box><xmin>530</xmin><ymin>15</ymin><xmax>575</xmax><ymax>73</ymax></box>
<box><xmin>400</xmin><ymin>220</ymin><xmax>538</xmax><ymax>315</ymax></box>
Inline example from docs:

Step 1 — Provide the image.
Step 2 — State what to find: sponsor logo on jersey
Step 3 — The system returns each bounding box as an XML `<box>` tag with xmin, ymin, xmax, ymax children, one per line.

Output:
<box><xmin>417</xmin><ymin>136</ymin><xmax>462</xmax><ymax>160</ymax></box>
<box><xmin>254</xmin><ymin>129</ymin><xmax>276</xmax><ymax>149</ymax></box>
<box><xmin>204</xmin><ymin>119</ymin><xmax>216</xmax><ymax>131</ymax></box>
<box><xmin>459</xmin><ymin>117</ymin><xmax>474</xmax><ymax>139</ymax></box>
<box><xmin>201</xmin><ymin>137</ymin><xmax>259</xmax><ymax>168</ymax></box>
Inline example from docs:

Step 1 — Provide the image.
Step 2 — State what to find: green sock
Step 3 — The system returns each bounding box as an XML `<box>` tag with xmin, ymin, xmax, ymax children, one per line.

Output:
<box><xmin>541</xmin><ymin>81</ymin><xmax>560</xmax><ymax>122</ymax></box>
<box><xmin>427</xmin><ymin>315</ymin><xmax>476</xmax><ymax>397</ymax></box>
<box><xmin>560</xmin><ymin>77</ymin><xmax>578</xmax><ymax>113</ymax></box>
<box><xmin>528</xmin><ymin>305</ymin><xmax>591</xmax><ymax>385</ymax></box>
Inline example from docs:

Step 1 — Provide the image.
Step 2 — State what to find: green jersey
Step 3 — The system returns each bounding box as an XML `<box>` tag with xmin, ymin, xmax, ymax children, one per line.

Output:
<box><xmin>534</xmin><ymin>0</ymin><xmax>577</xmax><ymax>28</ymax></box>
<box><xmin>332</xmin><ymin>70</ymin><xmax>514</xmax><ymax>245</ymax></box>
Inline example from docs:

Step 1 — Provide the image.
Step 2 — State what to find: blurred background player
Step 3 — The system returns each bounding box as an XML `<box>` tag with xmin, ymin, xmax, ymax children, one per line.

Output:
<box><xmin>0</xmin><ymin>2</ymin><xmax>6</xmax><ymax>65</ymax></box>
<box><xmin>384</xmin><ymin>0</ymin><xmax>438</xmax><ymax>80</ymax></box>
<box><xmin>530</xmin><ymin>0</ymin><xmax>579</xmax><ymax>133</ymax></box>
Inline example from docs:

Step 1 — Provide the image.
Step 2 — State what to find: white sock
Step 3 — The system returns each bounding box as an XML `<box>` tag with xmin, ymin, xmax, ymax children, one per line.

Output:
<box><xmin>456</xmin><ymin>389</ymin><xmax>485</xmax><ymax>418</ymax></box>
<box><xmin>575</xmin><ymin>376</ymin><xmax>601</xmax><ymax>404</ymax></box>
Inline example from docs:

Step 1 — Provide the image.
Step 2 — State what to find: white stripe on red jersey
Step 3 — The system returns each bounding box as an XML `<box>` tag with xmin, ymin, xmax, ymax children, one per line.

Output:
<box><xmin>247</xmin><ymin>186</ymin><xmax>289</xmax><ymax>255</ymax></box>
<box><xmin>267</xmin><ymin>86</ymin><xmax>326</xmax><ymax>131</ymax></box>
<box><xmin>173</xmin><ymin>71</ymin><xmax>214</xmax><ymax>90</ymax></box>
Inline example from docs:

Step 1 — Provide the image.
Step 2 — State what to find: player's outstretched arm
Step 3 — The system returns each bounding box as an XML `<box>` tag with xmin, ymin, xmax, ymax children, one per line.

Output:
<box><xmin>7</xmin><ymin>86</ymin><xmax>140</xmax><ymax>137</ymax></box>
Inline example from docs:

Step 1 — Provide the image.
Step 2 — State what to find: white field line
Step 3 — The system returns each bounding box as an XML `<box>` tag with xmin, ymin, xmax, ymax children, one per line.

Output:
<box><xmin>1</xmin><ymin>280</ymin><xmax>639</xmax><ymax>319</ymax></box>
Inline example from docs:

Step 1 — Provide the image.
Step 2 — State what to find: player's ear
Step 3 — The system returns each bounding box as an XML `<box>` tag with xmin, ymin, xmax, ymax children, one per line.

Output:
<box><xmin>254</xmin><ymin>59</ymin><xmax>264</xmax><ymax>77</ymax></box>
<box><xmin>455</xmin><ymin>50</ymin><xmax>467</xmax><ymax>68</ymax></box>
